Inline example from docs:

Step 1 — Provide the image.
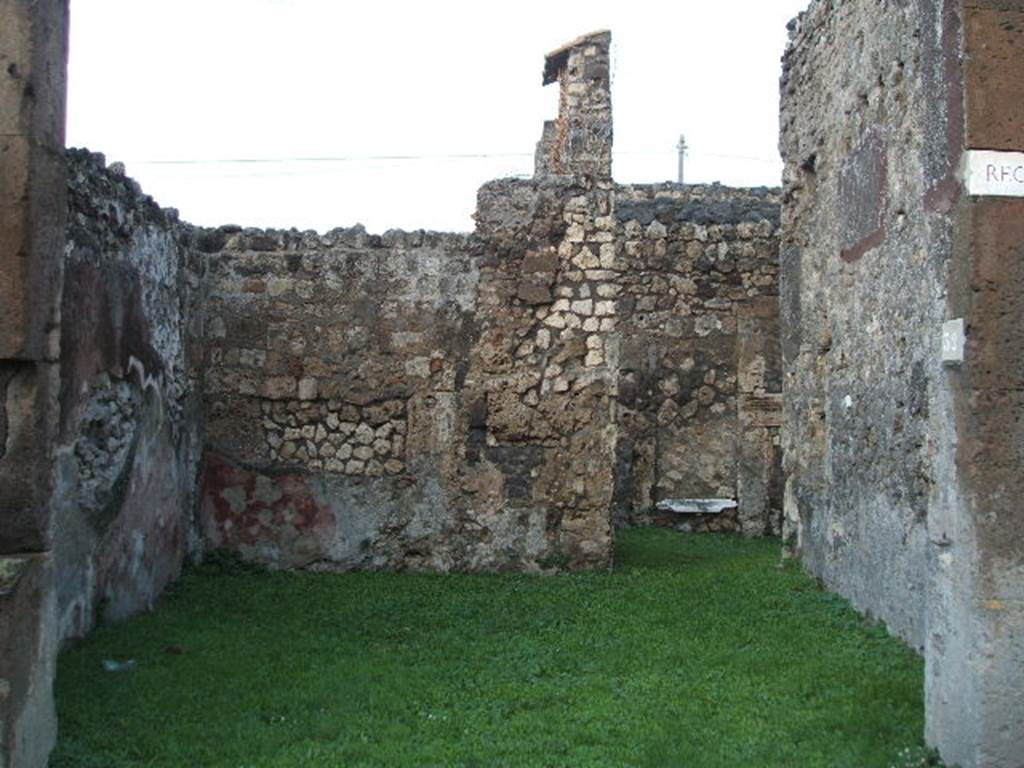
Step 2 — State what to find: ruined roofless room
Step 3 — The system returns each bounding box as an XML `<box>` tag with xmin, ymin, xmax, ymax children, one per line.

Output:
<box><xmin>2</xmin><ymin>2</ymin><xmax>1023</xmax><ymax>766</ymax></box>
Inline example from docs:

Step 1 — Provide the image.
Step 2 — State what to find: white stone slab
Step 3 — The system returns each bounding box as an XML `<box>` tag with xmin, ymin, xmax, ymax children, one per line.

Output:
<box><xmin>656</xmin><ymin>498</ymin><xmax>737</xmax><ymax>515</ymax></box>
<box><xmin>965</xmin><ymin>150</ymin><xmax>1024</xmax><ymax>197</ymax></box>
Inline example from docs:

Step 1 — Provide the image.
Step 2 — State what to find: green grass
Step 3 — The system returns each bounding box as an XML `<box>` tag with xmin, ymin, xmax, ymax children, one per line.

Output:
<box><xmin>53</xmin><ymin>529</ymin><xmax>938</xmax><ymax>767</ymax></box>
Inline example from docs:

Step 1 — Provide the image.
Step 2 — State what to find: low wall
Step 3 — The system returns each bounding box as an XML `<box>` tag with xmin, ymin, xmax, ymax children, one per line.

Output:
<box><xmin>197</xmin><ymin>224</ymin><xmax>494</xmax><ymax>569</ymax></box>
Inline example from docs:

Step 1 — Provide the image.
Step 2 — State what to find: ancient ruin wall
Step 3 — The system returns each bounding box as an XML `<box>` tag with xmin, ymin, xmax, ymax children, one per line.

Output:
<box><xmin>198</xmin><ymin>176</ymin><xmax>783</xmax><ymax>572</ymax></box>
<box><xmin>783</xmin><ymin>2</ymin><xmax>1024</xmax><ymax>765</ymax></box>
<box><xmin>935</xmin><ymin>3</ymin><xmax>1024</xmax><ymax>765</ymax></box>
<box><xmin>196</xmin><ymin>29</ymin><xmax>783</xmax><ymax>570</ymax></box>
<box><xmin>199</xmin><ymin>175</ymin><xmax>624</xmax><ymax>571</ymax></box>
<box><xmin>779</xmin><ymin>0</ymin><xmax>956</xmax><ymax>648</ymax></box>
<box><xmin>54</xmin><ymin>150</ymin><xmax>203</xmax><ymax>640</ymax></box>
<box><xmin>613</xmin><ymin>184</ymin><xmax>782</xmax><ymax>534</ymax></box>
<box><xmin>197</xmin><ymin>224</ymin><xmax>489</xmax><ymax>570</ymax></box>
<box><xmin>1</xmin><ymin>1</ymin><xmax>68</xmax><ymax>762</ymax></box>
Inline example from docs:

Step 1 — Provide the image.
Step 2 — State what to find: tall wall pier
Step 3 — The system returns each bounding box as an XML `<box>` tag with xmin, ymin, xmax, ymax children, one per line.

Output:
<box><xmin>0</xmin><ymin>1</ymin><xmax>68</xmax><ymax>763</ymax></box>
<box><xmin>781</xmin><ymin>1</ymin><xmax>1024</xmax><ymax>765</ymax></box>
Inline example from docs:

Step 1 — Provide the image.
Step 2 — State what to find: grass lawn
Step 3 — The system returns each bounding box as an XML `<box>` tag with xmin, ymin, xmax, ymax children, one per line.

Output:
<box><xmin>53</xmin><ymin>529</ymin><xmax>938</xmax><ymax>767</ymax></box>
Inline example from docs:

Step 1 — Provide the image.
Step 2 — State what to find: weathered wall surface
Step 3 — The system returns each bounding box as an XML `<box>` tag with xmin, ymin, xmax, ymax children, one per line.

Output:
<box><xmin>931</xmin><ymin>3</ymin><xmax>1024</xmax><ymax>765</ymax></box>
<box><xmin>198</xmin><ymin>31</ymin><xmax>626</xmax><ymax>573</ymax></box>
<box><xmin>197</xmin><ymin>30</ymin><xmax>783</xmax><ymax>570</ymax></box>
<box><xmin>782</xmin><ymin>1</ymin><xmax>1024</xmax><ymax>766</ymax></box>
<box><xmin>197</xmin><ymin>226</ymin><xmax>494</xmax><ymax>570</ymax></box>
<box><xmin>0</xmin><ymin>1</ymin><xmax>67</xmax><ymax>765</ymax></box>
<box><xmin>612</xmin><ymin>184</ymin><xmax>782</xmax><ymax>534</ymax></box>
<box><xmin>198</xmin><ymin>178</ymin><xmax>784</xmax><ymax>570</ymax></box>
<box><xmin>53</xmin><ymin>150</ymin><xmax>203</xmax><ymax>641</ymax></box>
<box><xmin>535</xmin><ymin>30</ymin><xmax>612</xmax><ymax>180</ymax></box>
<box><xmin>779</xmin><ymin>0</ymin><xmax>951</xmax><ymax>648</ymax></box>
<box><xmin>198</xmin><ymin>176</ymin><xmax>623</xmax><ymax>572</ymax></box>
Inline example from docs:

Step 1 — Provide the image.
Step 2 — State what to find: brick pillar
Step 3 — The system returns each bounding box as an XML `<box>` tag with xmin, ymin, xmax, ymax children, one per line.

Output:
<box><xmin>534</xmin><ymin>30</ymin><xmax>612</xmax><ymax>181</ymax></box>
<box><xmin>0</xmin><ymin>1</ymin><xmax>68</xmax><ymax>765</ymax></box>
<box><xmin>926</xmin><ymin>2</ymin><xmax>1024</xmax><ymax>766</ymax></box>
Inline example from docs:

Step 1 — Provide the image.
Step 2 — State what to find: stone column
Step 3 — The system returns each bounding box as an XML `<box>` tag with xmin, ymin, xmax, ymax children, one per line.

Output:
<box><xmin>926</xmin><ymin>3</ymin><xmax>1024</xmax><ymax>765</ymax></box>
<box><xmin>0</xmin><ymin>1</ymin><xmax>68</xmax><ymax>765</ymax></box>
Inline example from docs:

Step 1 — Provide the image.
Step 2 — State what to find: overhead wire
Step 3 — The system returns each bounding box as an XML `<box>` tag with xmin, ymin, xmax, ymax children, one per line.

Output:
<box><xmin>123</xmin><ymin>149</ymin><xmax>780</xmax><ymax>168</ymax></box>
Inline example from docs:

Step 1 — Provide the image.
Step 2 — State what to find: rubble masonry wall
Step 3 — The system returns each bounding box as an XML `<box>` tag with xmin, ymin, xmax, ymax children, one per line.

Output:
<box><xmin>199</xmin><ymin>178</ymin><xmax>781</xmax><ymax>571</ymax></box>
<box><xmin>53</xmin><ymin>149</ymin><xmax>203</xmax><ymax>642</ymax></box>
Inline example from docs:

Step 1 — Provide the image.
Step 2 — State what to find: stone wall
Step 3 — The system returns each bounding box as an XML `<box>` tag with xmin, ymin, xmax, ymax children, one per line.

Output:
<box><xmin>933</xmin><ymin>3</ymin><xmax>1024</xmax><ymax>764</ymax></box>
<box><xmin>2</xmin><ymin>129</ymin><xmax>203</xmax><ymax>765</ymax></box>
<box><xmin>781</xmin><ymin>1</ymin><xmax>1024</xmax><ymax>765</ymax></box>
<box><xmin>196</xmin><ymin>31</ymin><xmax>784</xmax><ymax>572</ymax></box>
<box><xmin>198</xmin><ymin>225</ymin><xmax>495</xmax><ymax>570</ymax></box>
<box><xmin>198</xmin><ymin>175</ymin><xmax>622</xmax><ymax>572</ymax></box>
<box><xmin>53</xmin><ymin>150</ymin><xmax>203</xmax><ymax>641</ymax></box>
<box><xmin>0</xmin><ymin>1</ymin><xmax>68</xmax><ymax>763</ymax></box>
<box><xmin>779</xmin><ymin>0</ymin><xmax>948</xmax><ymax>649</ymax></box>
<box><xmin>198</xmin><ymin>176</ymin><xmax>783</xmax><ymax>570</ymax></box>
<box><xmin>613</xmin><ymin>184</ymin><xmax>782</xmax><ymax>535</ymax></box>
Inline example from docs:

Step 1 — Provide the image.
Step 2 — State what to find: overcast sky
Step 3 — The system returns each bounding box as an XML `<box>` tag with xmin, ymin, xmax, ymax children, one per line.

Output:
<box><xmin>66</xmin><ymin>0</ymin><xmax>809</xmax><ymax>233</ymax></box>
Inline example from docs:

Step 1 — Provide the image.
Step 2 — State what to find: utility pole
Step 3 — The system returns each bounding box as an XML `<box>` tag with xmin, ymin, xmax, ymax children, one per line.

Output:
<box><xmin>677</xmin><ymin>134</ymin><xmax>688</xmax><ymax>184</ymax></box>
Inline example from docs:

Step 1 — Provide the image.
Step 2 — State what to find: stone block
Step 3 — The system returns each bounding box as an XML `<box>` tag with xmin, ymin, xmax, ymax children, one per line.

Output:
<box><xmin>298</xmin><ymin>377</ymin><xmax>318</xmax><ymax>400</ymax></box>
<box><xmin>261</xmin><ymin>376</ymin><xmax>296</xmax><ymax>399</ymax></box>
<box><xmin>521</xmin><ymin>250</ymin><xmax>559</xmax><ymax>273</ymax></box>
<box><xmin>516</xmin><ymin>281</ymin><xmax>552</xmax><ymax>305</ymax></box>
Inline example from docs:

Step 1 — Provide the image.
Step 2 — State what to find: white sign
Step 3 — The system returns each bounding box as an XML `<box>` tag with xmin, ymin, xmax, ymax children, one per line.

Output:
<box><xmin>942</xmin><ymin>318</ymin><xmax>965</xmax><ymax>365</ymax></box>
<box><xmin>966</xmin><ymin>150</ymin><xmax>1024</xmax><ymax>197</ymax></box>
